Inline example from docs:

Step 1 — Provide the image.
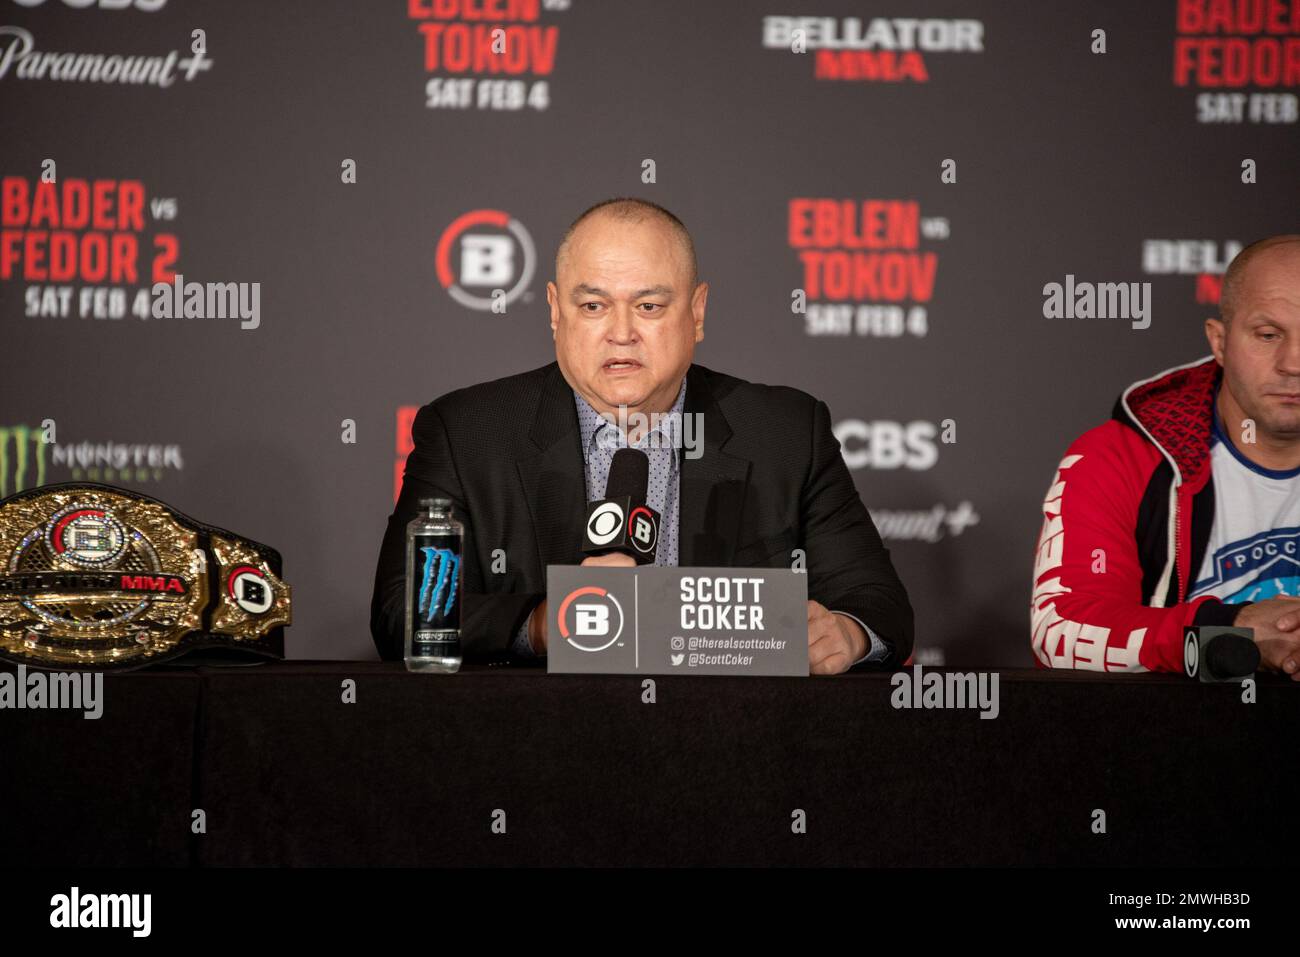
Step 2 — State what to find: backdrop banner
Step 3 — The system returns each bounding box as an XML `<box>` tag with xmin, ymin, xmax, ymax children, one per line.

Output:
<box><xmin>3</xmin><ymin>0</ymin><xmax>1295</xmax><ymax>664</ymax></box>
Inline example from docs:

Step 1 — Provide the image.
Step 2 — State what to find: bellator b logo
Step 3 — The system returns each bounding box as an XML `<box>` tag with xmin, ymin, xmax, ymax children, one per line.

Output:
<box><xmin>435</xmin><ymin>209</ymin><xmax>536</xmax><ymax>312</ymax></box>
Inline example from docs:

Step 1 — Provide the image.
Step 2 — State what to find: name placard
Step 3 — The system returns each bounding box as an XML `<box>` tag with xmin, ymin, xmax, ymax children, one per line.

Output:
<box><xmin>545</xmin><ymin>565</ymin><xmax>808</xmax><ymax>676</ymax></box>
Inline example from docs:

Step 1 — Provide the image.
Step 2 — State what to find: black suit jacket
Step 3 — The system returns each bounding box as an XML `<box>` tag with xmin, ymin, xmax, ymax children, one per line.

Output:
<box><xmin>370</xmin><ymin>361</ymin><xmax>913</xmax><ymax>667</ymax></box>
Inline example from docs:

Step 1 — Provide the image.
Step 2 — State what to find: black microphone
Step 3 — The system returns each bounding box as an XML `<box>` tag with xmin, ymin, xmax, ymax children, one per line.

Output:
<box><xmin>1183</xmin><ymin>626</ymin><xmax>1260</xmax><ymax>682</ymax></box>
<box><xmin>580</xmin><ymin>448</ymin><xmax>660</xmax><ymax>564</ymax></box>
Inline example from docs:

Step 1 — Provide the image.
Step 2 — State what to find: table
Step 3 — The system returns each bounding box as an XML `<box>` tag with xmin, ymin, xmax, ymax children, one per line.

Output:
<box><xmin>3</xmin><ymin>661</ymin><xmax>1296</xmax><ymax>866</ymax></box>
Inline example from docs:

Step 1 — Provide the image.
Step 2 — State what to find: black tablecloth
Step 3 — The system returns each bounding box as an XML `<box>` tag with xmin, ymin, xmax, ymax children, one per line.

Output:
<box><xmin>4</xmin><ymin>660</ymin><xmax>1297</xmax><ymax>866</ymax></box>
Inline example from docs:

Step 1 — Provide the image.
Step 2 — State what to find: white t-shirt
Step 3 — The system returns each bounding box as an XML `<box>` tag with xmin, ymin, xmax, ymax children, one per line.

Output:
<box><xmin>1189</xmin><ymin>406</ymin><xmax>1300</xmax><ymax>603</ymax></box>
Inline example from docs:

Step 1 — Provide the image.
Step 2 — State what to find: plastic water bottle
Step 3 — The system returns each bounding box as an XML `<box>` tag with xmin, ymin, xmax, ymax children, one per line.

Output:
<box><xmin>404</xmin><ymin>497</ymin><xmax>463</xmax><ymax>673</ymax></box>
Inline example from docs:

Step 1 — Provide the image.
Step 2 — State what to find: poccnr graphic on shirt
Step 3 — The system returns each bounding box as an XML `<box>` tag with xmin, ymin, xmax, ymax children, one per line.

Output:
<box><xmin>1189</xmin><ymin>418</ymin><xmax>1300</xmax><ymax>604</ymax></box>
<box><xmin>1191</xmin><ymin>525</ymin><xmax>1300</xmax><ymax>602</ymax></box>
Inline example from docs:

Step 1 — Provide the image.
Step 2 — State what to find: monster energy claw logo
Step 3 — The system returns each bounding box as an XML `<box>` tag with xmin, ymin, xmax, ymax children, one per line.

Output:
<box><xmin>418</xmin><ymin>547</ymin><xmax>459</xmax><ymax>622</ymax></box>
<box><xmin>0</xmin><ymin>426</ymin><xmax>47</xmax><ymax>498</ymax></box>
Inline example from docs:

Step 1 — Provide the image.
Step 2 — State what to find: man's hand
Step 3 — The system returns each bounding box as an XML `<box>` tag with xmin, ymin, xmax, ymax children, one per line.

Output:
<box><xmin>808</xmin><ymin>600</ymin><xmax>867</xmax><ymax>675</ymax></box>
<box><xmin>527</xmin><ymin>554</ymin><xmax>637</xmax><ymax>654</ymax></box>
<box><xmin>1233</xmin><ymin>597</ymin><xmax>1300</xmax><ymax>678</ymax></box>
<box><xmin>526</xmin><ymin>598</ymin><xmax>549</xmax><ymax>655</ymax></box>
<box><xmin>580</xmin><ymin>553</ymin><xmax>637</xmax><ymax>568</ymax></box>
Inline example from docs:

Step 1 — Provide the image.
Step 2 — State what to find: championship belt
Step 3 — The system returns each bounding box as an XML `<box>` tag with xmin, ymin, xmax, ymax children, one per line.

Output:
<box><xmin>0</xmin><ymin>483</ymin><xmax>290</xmax><ymax>671</ymax></box>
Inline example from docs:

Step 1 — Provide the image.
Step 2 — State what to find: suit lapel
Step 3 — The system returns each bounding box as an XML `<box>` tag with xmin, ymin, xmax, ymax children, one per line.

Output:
<box><xmin>517</xmin><ymin>361</ymin><xmax>753</xmax><ymax>571</ymax></box>
<box><xmin>678</xmin><ymin>364</ymin><xmax>751</xmax><ymax>567</ymax></box>
<box><xmin>517</xmin><ymin>363</ymin><xmax>589</xmax><ymax>570</ymax></box>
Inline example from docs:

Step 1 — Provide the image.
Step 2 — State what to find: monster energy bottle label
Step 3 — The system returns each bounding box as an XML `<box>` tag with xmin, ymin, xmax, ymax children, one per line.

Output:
<box><xmin>412</xmin><ymin>534</ymin><xmax>460</xmax><ymax>637</ymax></box>
<box><xmin>404</xmin><ymin>498</ymin><xmax>464</xmax><ymax>673</ymax></box>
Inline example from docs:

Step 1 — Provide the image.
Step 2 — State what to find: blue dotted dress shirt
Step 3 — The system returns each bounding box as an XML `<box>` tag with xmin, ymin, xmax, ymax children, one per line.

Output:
<box><xmin>512</xmin><ymin>376</ymin><xmax>887</xmax><ymax>665</ymax></box>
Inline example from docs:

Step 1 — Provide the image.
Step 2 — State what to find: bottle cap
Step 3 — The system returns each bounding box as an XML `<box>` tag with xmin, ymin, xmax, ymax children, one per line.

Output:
<box><xmin>419</xmin><ymin>497</ymin><xmax>453</xmax><ymax>509</ymax></box>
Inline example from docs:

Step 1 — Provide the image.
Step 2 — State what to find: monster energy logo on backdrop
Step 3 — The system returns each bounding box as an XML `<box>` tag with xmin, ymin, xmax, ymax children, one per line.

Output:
<box><xmin>418</xmin><ymin>547</ymin><xmax>459</xmax><ymax>622</ymax></box>
<box><xmin>0</xmin><ymin>427</ymin><xmax>184</xmax><ymax>495</ymax></box>
<box><xmin>0</xmin><ymin>426</ymin><xmax>47</xmax><ymax>498</ymax></box>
